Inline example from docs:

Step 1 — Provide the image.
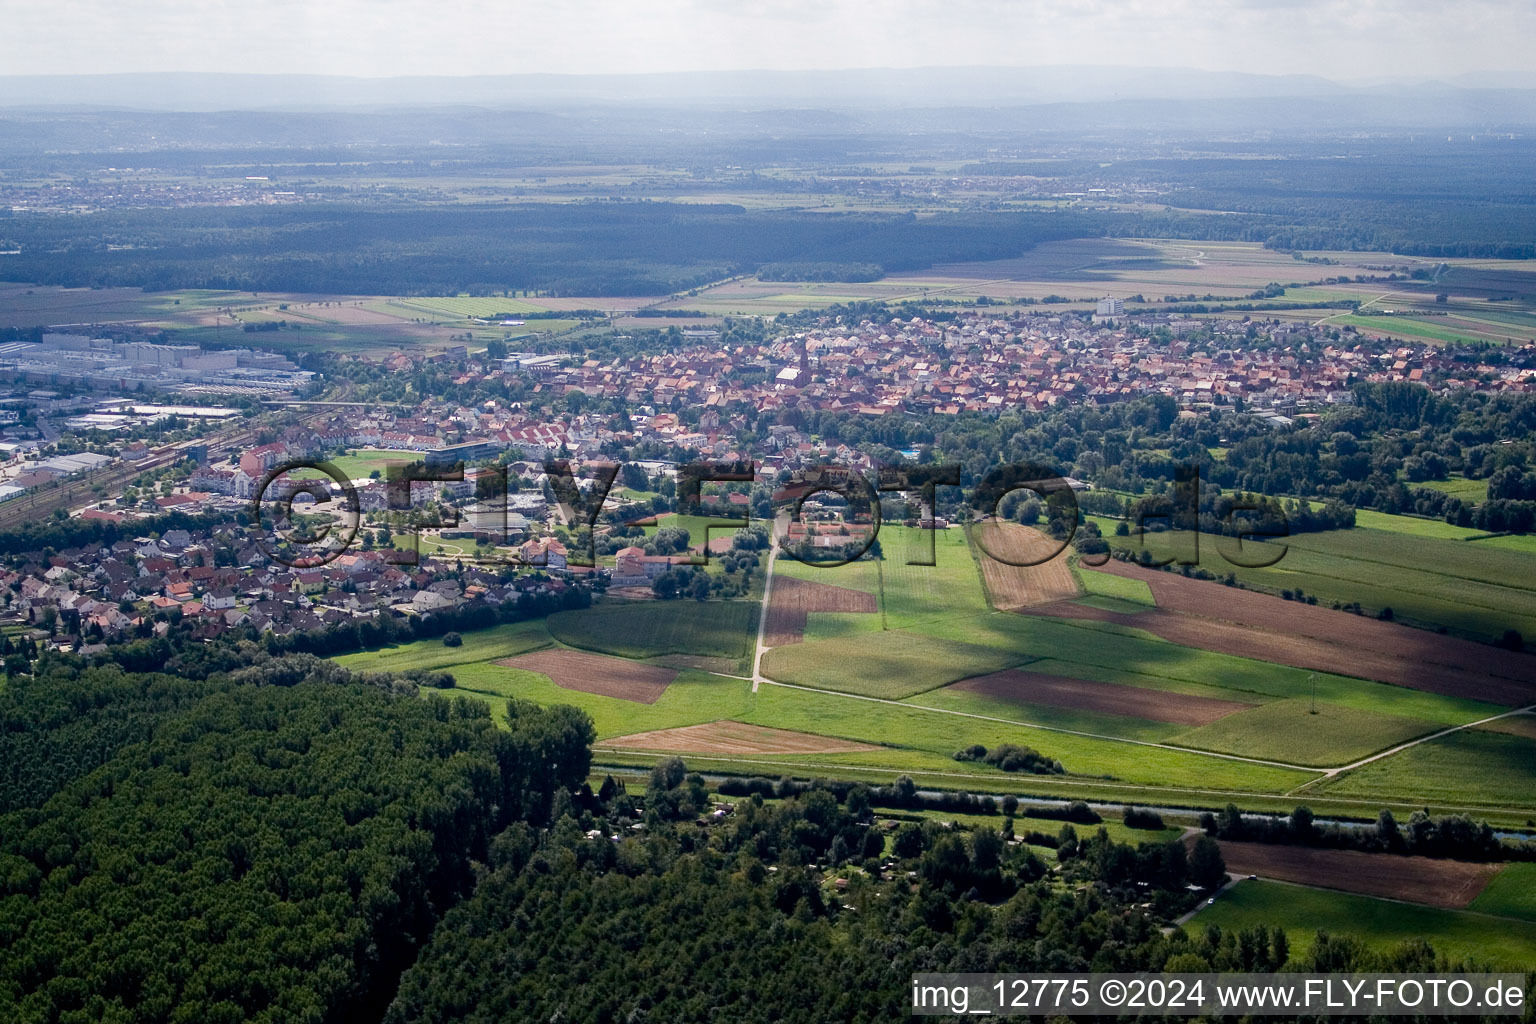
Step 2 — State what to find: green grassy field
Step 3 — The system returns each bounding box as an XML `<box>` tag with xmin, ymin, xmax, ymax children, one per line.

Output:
<box><xmin>1350</xmin><ymin>509</ymin><xmax>1493</xmax><ymax>541</ymax></box>
<box><xmin>1470</xmin><ymin>533</ymin><xmax>1536</xmax><ymax>555</ymax></box>
<box><xmin>548</xmin><ymin>600</ymin><xmax>757</xmax><ymax>664</ymax></box>
<box><xmin>1171</xmin><ymin>699</ymin><xmax>1434</xmax><ymax>768</ymax></box>
<box><xmin>879</xmin><ymin>526</ymin><xmax>992</xmax><ymax>627</ymax></box>
<box><xmin>1415</xmin><ymin>477</ymin><xmax>1490</xmax><ymax>502</ymax></box>
<box><xmin>1198</xmin><ymin>880</ymin><xmax>1536</xmax><ymax>969</ymax></box>
<box><xmin>1318</xmin><ymin>730</ymin><xmax>1536</xmax><ymax>809</ymax></box>
<box><xmin>1469</xmin><ymin>863</ymin><xmax>1536</xmax><ymax>923</ymax></box>
<box><xmin>1076</xmin><ymin>567</ymin><xmax>1156</xmax><ymax>606</ymax></box>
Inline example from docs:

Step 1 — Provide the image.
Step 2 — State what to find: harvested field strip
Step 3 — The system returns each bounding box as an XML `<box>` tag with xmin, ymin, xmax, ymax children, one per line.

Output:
<box><xmin>762</xmin><ymin>575</ymin><xmax>877</xmax><ymax>648</ymax></box>
<box><xmin>498</xmin><ymin>649</ymin><xmax>677</xmax><ymax>704</ymax></box>
<box><xmin>1208</xmin><ymin>839</ymin><xmax>1500</xmax><ymax>910</ymax></box>
<box><xmin>950</xmin><ymin>667</ymin><xmax>1252</xmax><ymax>727</ymax></box>
<box><xmin>601</xmin><ymin>720</ymin><xmax>880</xmax><ymax>755</ymax></box>
<box><xmin>970</xmin><ymin>521</ymin><xmax>1080</xmax><ymax>610</ymax></box>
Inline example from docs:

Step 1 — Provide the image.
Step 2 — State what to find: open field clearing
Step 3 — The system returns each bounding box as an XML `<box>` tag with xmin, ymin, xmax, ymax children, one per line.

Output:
<box><xmin>1318</xmin><ymin>729</ymin><xmax>1536</xmax><ymax>808</ymax></box>
<box><xmin>1469</xmin><ymin>863</ymin><xmax>1536</xmax><ymax>922</ymax></box>
<box><xmin>760</xmin><ymin>631</ymin><xmax>1023</xmax><ymax>699</ymax></box>
<box><xmin>1198</xmin><ymin>880</ymin><xmax>1536</xmax><ymax>969</ymax></box>
<box><xmin>761</xmin><ymin>575</ymin><xmax>877</xmax><ymax>648</ymax></box>
<box><xmin>601</xmin><ymin>721</ymin><xmax>879</xmax><ymax>755</ymax></box>
<box><xmin>950</xmin><ymin>667</ymin><xmax>1252</xmax><ymax>727</ymax></box>
<box><xmin>970</xmin><ymin>522</ymin><xmax>1079</xmax><ymax>610</ymax></box>
<box><xmin>1209</xmin><ymin>840</ymin><xmax>1500</xmax><ymax>909</ymax></box>
<box><xmin>548</xmin><ymin>600</ymin><xmax>756</xmax><ymax>664</ymax></box>
<box><xmin>1106</xmin><ymin>525</ymin><xmax>1536</xmax><ymax>644</ymax></box>
<box><xmin>1172</xmin><ymin>699</ymin><xmax>1436</xmax><ymax>767</ymax></box>
<box><xmin>499</xmin><ymin>648</ymin><xmax>678</xmax><ymax>703</ymax></box>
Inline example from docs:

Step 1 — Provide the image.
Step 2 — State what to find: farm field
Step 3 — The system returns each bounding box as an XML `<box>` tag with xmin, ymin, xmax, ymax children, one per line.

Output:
<box><xmin>1170</xmin><ymin>699</ymin><xmax>1436</xmax><ymax>767</ymax></box>
<box><xmin>969</xmin><ymin>521</ymin><xmax>1079</xmax><ymax>610</ymax></box>
<box><xmin>760</xmin><ymin>631</ymin><xmax>1025</xmax><ymax>699</ymax></box>
<box><xmin>333</xmin><ymin>619</ymin><xmax>552</xmax><ymax>674</ymax></box>
<box><xmin>1469</xmin><ymin>863</ymin><xmax>1536</xmax><ymax>923</ymax></box>
<box><xmin>910</xmin><ymin>611</ymin><xmax>1507</xmax><ymax>725</ymax></box>
<box><xmin>667</xmin><ymin>240</ymin><xmax>1443</xmax><ymax>315</ymax></box>
<box><xmin>1198</xmin><ymin>880</ymin><xmax>1536</xmax><ymax>969</ymax></box>
<box><xmin>498</xmin><ymin>648</ymin><xmax>678</xmax><ymax>703</ymax></box>
<box><xmin>904</xmin><ymin>685</ymin><xmax>1191</xmax><ymax>743</ymax></box>
<box><xmin>1349</xmin><ymin>508</ymin><xmax>1494</xmax><ymax>541</ymax></box>
<box><xmin>1317</xmin><ymin>729</ymin><xmax>1536</xmax><ymax>808</ymax></box>
<box><xmin>949</xmin><ymin>667</ymin><xmax>1253</xmax><ymax>727</ymax></box>
<box><xmin>1414</xmin><ymin>477</ymin><xmax>1490</xmax><ymax>502</ymax></box>
<box><xmin>547</xmin><ymin>599</ymin><xmax>756</xmax><ymax>666</ymax></box>
<box><xmin>1209</xmin><ymin>840</ymin><xmax>1500</xmax><ymax>909</ymax></box>
<box><xmin>601</xmin><ymin>721</ymin><xmax>879</xmax><ymax>755</ymax></box>
<box><xmin>760</xmin><ymin>575</ymin><xmax>877</xmax><ymax>648</ymax></box>
<box><xmin>1104</xmin><ymin>524</ymin><xmax>1536</xmax><ymax>644</ymax></box>
<box><xmin>880</xmin><ymin>526</ymin><xmax>993</xmax><ymax>628</ymax></box>
<box><xmin>1076</xmin><ymin>567</ymin><xmax>1156</xmax><ymax>606</ymax></box>
<box><xmin>1056</xmin><ymin>593</ymin><xmax>1530</xmax><ymax>706</ymax></box>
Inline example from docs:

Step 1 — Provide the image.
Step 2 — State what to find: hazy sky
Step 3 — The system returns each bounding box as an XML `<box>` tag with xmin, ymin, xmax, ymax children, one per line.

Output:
<box><xmin>0</xmin><ymin>0</ymin><xmax>1529</xmax><ymax>80</ymax></box>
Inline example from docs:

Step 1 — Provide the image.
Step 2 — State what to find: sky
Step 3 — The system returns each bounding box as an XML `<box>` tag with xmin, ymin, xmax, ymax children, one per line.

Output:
<box><xmin>0</xmin><ymin>0</ymin><xmax>1530</xmax><ymax>81</ymax></box>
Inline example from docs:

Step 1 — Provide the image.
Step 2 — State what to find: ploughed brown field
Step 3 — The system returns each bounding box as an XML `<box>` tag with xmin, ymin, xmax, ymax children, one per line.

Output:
<box><xmin>600</xmin><ymin>721</ymin><xmax>880</xmax><ymax>755</ymax></box>
<box><xmin>498</xmin><ymin>649</ymin><xmax>677</xmax><ymax>704</ymax></box>
<box><xmin>762</xmin><ymin>575</ymin><xmax>877</xmax><ymax>648</ymax></box>
<box><xmin>951</xmin><ymin>667</ymin><xmax>1253</xmax><ymax>726</ymax></box>
<box><xmin>1026</xmin><ymin>560</ymin><xmax>1536</xmax><ymax>707</ymax></box>
<box><xmin>1207</xmin><ymin>839</ymin><xmax>1501</xmax><ymax>909</ymax></box>
<box><xmin>971</xmin><ymin>521</ymin><xmax>1080</xmax><ymax>610</ymax></box>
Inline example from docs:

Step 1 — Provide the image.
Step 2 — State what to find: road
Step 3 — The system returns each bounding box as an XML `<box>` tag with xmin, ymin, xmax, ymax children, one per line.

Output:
<box><xmin>749</xmin><ymin>515</ymin><xmax>785</xmax><ymax>693</ymax></box>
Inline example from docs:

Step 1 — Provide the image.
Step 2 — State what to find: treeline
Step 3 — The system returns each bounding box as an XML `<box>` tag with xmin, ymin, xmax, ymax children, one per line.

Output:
<box><xmin>1203</xmin><ymin>803</ymin><xmax>1536</xmax><ymax>862</ymax></box>
<box><xmin>758</xmin><ymin>261</ymin><xmax>884</xmax><ymax>282</ymax></box>
<box><xmin>0</xmin><ymin>203</ymin><xmax>1105</xmax><ymax>296</ymax></box>
<box><xmin>0</xmin><ymin>657</ymin><xmax>595</xmax><ymax>1024</ymax></box>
